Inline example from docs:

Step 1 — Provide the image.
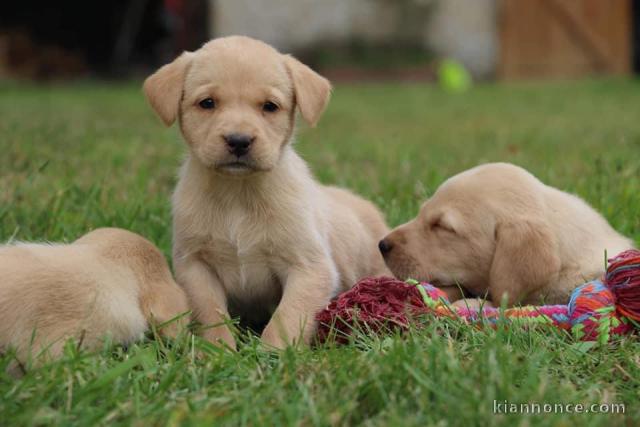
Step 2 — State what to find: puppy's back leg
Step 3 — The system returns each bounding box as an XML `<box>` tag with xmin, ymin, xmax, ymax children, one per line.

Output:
<box><xmin>141</xmin><ymin>280</ymin><xmax>191</xmax><ymax>339</ymax></box>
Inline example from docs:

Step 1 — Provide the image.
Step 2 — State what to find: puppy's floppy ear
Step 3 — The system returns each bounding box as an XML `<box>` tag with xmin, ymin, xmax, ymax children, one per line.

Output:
<box><xmin>143</xmin><ymin>52</ymin><xmax>194</xmax><ymax>126</ymax></box>
<box><xmin>489</xmin><ymin>219</ymin><xmax>561</xmax><ymax>305</ymax></box>
<box><xmin>284</xmin><ymin>55</ymin><xmax>332</xmax><ymax>127</ymax></box>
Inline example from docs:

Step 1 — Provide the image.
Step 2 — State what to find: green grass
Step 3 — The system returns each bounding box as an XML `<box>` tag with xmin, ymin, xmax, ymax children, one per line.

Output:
<box><xmin>1</xmin><ymin>78</ymin><xmax>639</xmax><ymax>426</ymax></box>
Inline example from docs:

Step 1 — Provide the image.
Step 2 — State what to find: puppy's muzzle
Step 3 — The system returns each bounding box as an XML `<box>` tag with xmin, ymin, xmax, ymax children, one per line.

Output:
<box><xmin>224</xmin><ymin>133</ymin><xmax>255</xmax><ymax>157</ymax></box>
<box><xmin>378</xmin><ymin>239</ymin><xmax>393</xmax><ymax>257</ymax></box>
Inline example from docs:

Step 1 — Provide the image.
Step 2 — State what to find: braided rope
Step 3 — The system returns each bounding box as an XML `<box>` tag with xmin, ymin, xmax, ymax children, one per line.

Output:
<box><xmin>316</xmin><ymin>249</ymin><xmax>640</xmax><ymax>343</ymax></box>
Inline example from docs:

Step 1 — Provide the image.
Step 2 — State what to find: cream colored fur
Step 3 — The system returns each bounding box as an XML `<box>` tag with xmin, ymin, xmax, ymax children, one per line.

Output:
<box><xmin>381</xmin><ymin>163</ymin><xmax>633</xmax><ymax>306</ymax></box>
<box><xmin>143</xmin><ymin>36</ymin><xmax>388</xmax><ymax>349</ymax></box>
<box><xmin>0</xmin><ymin>228</ymin><xmax>189</xmax><ymax>368</ymax></box>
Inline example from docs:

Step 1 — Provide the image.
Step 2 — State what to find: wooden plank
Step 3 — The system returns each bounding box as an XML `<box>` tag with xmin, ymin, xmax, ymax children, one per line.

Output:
<box><xmin>543</xmin><ymin>0</ymin><xmax>612</xmax><ymax>71</ymax></box>
<box><xmin>499</xmin><ymin>0</ymin><xmax>631</xmax><ymax>80</ymax></box>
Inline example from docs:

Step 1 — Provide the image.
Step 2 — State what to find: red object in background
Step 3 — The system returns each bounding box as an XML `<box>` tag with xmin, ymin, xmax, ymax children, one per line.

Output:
<box><xmin>0</xmin><ymin>0</ymin><xmax>209</xmax><ymax>79</ymax></box>
<box><xmin>164</xmin><ymin>0</ymin><xmax>208</xmax><ymax>54</ymax></box>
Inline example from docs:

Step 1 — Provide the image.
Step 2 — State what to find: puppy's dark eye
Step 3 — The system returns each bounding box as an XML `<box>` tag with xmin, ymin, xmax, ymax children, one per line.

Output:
<box><xmin>199</xmin><ymin>98</ymin><xmax>216</xmax><ymax>109</ymax></box>
<box><xmin>262</xmin><ymin>101</ymin><xmax>279</xmax><ymax>113</ymax></box>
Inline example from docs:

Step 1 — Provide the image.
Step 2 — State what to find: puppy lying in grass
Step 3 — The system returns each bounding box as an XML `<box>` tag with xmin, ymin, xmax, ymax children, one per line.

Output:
<box><xmin>380</xmin><ymin>163</ymin><xmax>633</xmax><ymax>306</ymax></box>
<box><xmin>144</xmin><ymin>36</ymin><xmax>389</xmax><ymax>349</ymax></box>
<box><xmin>0</xmin><ymin>228</ymin><xmax>189</xmax><ymax>368</ymax></box>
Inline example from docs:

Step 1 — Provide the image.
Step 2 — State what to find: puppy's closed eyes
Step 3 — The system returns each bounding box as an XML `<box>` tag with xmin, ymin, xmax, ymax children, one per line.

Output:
<box><xmin>380</xmin><ymin>163</ymin><xmax>633</xmax><ymax>306</ymax></box>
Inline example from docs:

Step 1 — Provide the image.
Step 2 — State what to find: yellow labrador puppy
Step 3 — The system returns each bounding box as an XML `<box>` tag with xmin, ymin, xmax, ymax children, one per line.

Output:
<box><xmin>0</xmin><ymin>228</ymin><xmax>189</xmax><ymax>367</ymax></box>
<box><xmin>143</xmin><ymin>36</ymin><xmax>389</xmax><ymax>349</ymax></box>
<box><xmin>380</xmin><ymin>163</ymin><xmax>633</xmax><ymax>306</ymax></box>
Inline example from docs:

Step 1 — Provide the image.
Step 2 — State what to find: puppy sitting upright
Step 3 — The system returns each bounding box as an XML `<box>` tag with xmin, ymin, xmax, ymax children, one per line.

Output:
<box><xmin>144</xmin><ymin>36</ymin><xmax>389</xmax><ymax>349</ymax></box>
<box><xmin>380</xmin><ymin>163</ymin><xmax>633</xmax><ymax>306</ymax></box>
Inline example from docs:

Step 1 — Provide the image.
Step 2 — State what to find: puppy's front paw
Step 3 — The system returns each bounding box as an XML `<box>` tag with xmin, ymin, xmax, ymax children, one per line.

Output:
<box><xmin>261</xmin><ymin>323</ymin><xmax>294</xmax><ymax>350</ymax></box>
<box><xmin>155</xmin><ymin>314</ymin><xmax>190</xmax><ymax>340</ymax></box>
<box><xmin>202</xmin><ymin>326</ymin><xmax>237</xmax><ymax>351</ymax></box>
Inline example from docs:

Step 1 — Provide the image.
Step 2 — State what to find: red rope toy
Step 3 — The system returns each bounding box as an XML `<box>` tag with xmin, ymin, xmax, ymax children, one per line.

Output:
<box><xmin>316</xmin><ymin>249</ymin><xmax>640</xmax><ymax>344</ymax></box>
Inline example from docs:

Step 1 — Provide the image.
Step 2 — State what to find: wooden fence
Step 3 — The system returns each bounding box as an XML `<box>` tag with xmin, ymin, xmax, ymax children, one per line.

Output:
<box><xmin>499</xmin><ymin>0</ymin><xmax>631</xmax><ymax>79</ymax></box>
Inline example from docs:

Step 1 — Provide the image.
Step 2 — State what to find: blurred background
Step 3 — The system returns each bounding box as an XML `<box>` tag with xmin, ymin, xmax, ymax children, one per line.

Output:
<box><xmin>1</xmin><ymin>0</ymin><xmax>638</xmax><ymax>82</ymax></box>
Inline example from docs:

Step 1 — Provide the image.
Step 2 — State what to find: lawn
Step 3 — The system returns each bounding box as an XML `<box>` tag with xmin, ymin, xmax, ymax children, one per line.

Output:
<box><xmin>1</xmin><ymin>78</ymin><xmax>639</xmax><ymax>426</ymax></box>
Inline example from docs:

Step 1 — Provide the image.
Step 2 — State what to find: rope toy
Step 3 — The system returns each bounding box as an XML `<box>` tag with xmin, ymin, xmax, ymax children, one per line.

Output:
<box><xmin>316</xmin><ymin>249</ymin><xmax>640</xmax><ymax>344</ymax></box>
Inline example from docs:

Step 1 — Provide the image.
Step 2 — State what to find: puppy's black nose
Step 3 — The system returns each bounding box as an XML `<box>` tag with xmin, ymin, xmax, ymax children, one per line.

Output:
<box><xmin>378</xmin><ymin>239</ymin><xmax>393</xmax><ymax>256</ymax></box>
<box><xmin>224</xmin><ymin>133</ymin><xmax>255</xmax><ymax>156</ymax></box>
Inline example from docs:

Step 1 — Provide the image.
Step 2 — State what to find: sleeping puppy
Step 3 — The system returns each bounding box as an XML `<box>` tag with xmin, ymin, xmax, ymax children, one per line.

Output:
<box><xmin>379</xmin><ymin>163</ymin><xmax>633</xmax><ymax>306</ymax></box>
<box><xmin>143</xmin><ymin>36</ymin><xmax>389</xmax><ymax>349</ymax></box>
<box><xmin>0</xmin><ymin>228</ymin><xmax>189</xmax><ymax>367</ymax></box>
